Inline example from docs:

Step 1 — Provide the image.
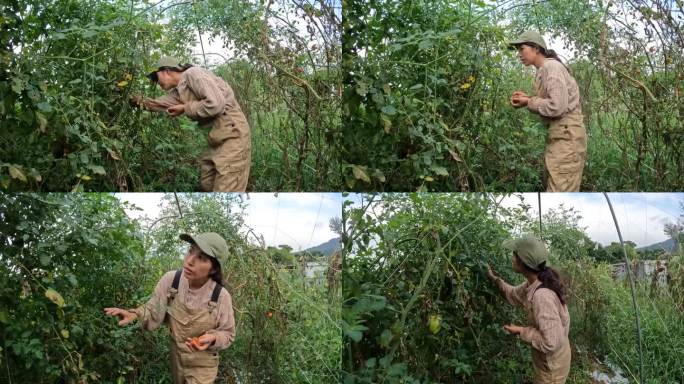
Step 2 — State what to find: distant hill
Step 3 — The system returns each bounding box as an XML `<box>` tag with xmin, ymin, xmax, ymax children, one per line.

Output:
<box><xmin>298</xmin><ymin>237</ymin><xmax>340</xmax><ymax>256</ymax></box>
<box><xmin>638</xmin><ymin>238</ymin><xmax>676</xmax><ymax>253</ymax></box>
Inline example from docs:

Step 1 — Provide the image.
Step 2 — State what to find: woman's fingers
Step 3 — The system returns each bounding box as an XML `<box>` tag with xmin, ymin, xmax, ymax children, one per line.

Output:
<box><xmin>103</xmin><ymin>307</ymin><xmax>122</xmax><ymax>316</ymax></box>
<box><xmin>186</xmin><ymin>337</ymin><xmax>210</xmax><ymax>352</ymax></box>
<box><xmin>104</xmin><ymin>308</ymin><xmax>135</xmax><ymax>326</ymax></box>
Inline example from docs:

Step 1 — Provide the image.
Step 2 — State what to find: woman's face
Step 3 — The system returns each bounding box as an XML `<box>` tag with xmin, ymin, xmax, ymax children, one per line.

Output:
<box><xmin>511</xmin><ymin>253</ymin><xmax>524</xmax><ymax>273</ymax></box>
<box><xmin>156</xmin><ymin>69</ymin><xmax>178</xmax><ymax>91</ymax></box>
<box><xmin>183</xmin><ymin>244</ymin><xmax>215</xmax><ymax>280</ymax></box>
<box><xmin>516</xmin><ymin>44</ymin><xmax>539</xmax><ymax>66</ymax></box>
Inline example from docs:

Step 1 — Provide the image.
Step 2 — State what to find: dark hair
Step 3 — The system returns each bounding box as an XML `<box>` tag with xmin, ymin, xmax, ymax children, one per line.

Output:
<box><xmin>162</xmin><ymin>63</ymin><xmax>194</xmax><ymax>73</ymax></box>
<box><xmin>515</xmin><ymin>254</ymin><xmax>567</xmax><ymax>305</ymax></box>
<box><xmin>149</xmin><ymin>64</ymin><xmax>193</xmax><ymax>83</ymax></box>
<box><xmin>208</xmin><ymin>256</ymin><xmax>223</xmax><ymax>286</ymax></box>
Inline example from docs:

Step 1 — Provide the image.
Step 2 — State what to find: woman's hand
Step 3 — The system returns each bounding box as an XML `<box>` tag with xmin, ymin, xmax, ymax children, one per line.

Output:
<box><xmin>510</xmin><ymin>91</ymin><xmax>530</xmax><ymax>108</ymax></box>
<box><xmin>167</xmin><ymin>104</ymin><xmax>186</xmax><ymax>117</ymax></box>
<box><xmin>503</xmin><ymin>324</ymin><xmax>523</xmax><ymax>335</ymax></box>
<box><xmin>103</xmin><ymin>307</ymin><xmax>138</xmax><ymax>326</ymax></box>
<box><xmin>486</xmin><ymin>264</ymin><xmax>497</xmax><ymax>282</ymax></box>
<box><xmin>129</xmin><ymin>95</ymin><xmax>144</xmax><ymax>108</ymax></box>
<box><xmin>186</xmin><ymin>333</ymin><xmax>217</xmax><ymax>352</ymax></box>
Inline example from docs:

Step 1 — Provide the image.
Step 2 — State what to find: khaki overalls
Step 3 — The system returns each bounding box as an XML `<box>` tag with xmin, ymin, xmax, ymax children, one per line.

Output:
<box><xmin>526</xmin><ymin>286</ymin><xmax>571</xmax><ymax>384</ymax></box>
<box><xmin>542</xmin><ymin>111</ymin><xmax>586</xmax><ymax>192</ymax></box>
<box><xmin>531</xmin><ymin>61</ymin><xmax>587</xmax><ymax>192</ymax></box>
<box><xmin>166</xmin><ymin>271</ymin><xmax>224</xmax><ymax>384</ymax></box>
<box><xmin>198</xmin><ymin>106</ymin><xmax>251</xmax><ymax>192</ymax></box>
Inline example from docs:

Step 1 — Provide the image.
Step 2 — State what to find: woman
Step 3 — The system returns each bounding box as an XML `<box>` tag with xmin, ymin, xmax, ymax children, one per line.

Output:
<box><xmin>508</xmin><ymin>31</ymin><xmax>586</xmax><ymax>192</ymax></box>
<box><xmin>130</xmin><ymin>57</ymin><xmax>251</xmax><ymax>192</ymax></box>
<box><xmin>104</xmin><ymin>232</ymin><xmax>236</xmax><ymax>384</ymax></box>
<box><xmin>486</xmin><ymin>236</ymin><xmax>571</xmax><ymax>384</ymax></box>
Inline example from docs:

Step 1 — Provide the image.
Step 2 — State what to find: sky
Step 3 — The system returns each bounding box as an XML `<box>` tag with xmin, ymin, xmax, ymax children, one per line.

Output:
<box><xmin>344</xmin><ymin>193</ymin><xmax>684</xmax><ymax>248</ymax></box>
<box><xmin>500</xmin><ymin>193</ymin><xmax>683</xmax><ymax>247</ymax></box>
<box><xmin>115</xmin><ymin>193</ymin><xmax>343</xmax><ymax>251</ymax></box>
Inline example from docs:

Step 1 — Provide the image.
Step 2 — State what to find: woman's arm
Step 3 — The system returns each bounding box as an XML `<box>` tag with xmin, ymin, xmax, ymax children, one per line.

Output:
<box><xmin>487</xmin><ymin>265</ymin><xmax>527</xmax><ymax>307</ymax></box>
<box><xmin>143</xmin><ymin>92</ymin><xmax>184</xmax><ymax>113</ymax></box>
<box><xmin>519</xmin><ymin>290</ymin><xmax>564</xmax><ymax>353</ymax></box>
<box><xmin>130</xmin><ymin>271</ymin><xmax>176</xmax><ymax>331</ymax></box>
<box><xmin>183</xmin><ymin>68</ymin><xmax>227</xmax><ymax>119</ymax></box>
<box><xmin>527</xmin><ymin>63</ymin><xmax>569</xmax><ymax>118</ymax></box>
<box><xmin>205</xmin><ymin>289</ymin><xmax>236</xmax><ymax>352</ymax></box>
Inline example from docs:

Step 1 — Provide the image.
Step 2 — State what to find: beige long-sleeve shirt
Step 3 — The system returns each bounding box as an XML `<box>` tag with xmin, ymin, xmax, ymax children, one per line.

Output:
<box><xmin>496</xmin><ymin>278</ymin><xmax>570</xmax><ymax>354</ymax></box>
<box><xmin>143</xmin><ymin>67</ymin><xmax>240</xmax><ymax>123</ymax></box>
<box><xmin>132</xmin><ymin>270</ymin><xmax>236</xmax><ymax>352</ymax></box>
<box><xmin>142</xmin><ymin>66</ymin><xmax>250</xmax><ymax>146</ymax></box>
<box><xmin>527</xmin><ymin>58</ymin><xmax>581</xmax><ymax>119</ymax></box>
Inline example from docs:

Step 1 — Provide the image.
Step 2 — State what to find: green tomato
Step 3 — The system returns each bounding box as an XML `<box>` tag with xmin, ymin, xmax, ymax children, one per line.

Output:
<box><xmin>428</xmin><ymin>314</ymin><xmax>441</xmax><ymax>334</ymax></box>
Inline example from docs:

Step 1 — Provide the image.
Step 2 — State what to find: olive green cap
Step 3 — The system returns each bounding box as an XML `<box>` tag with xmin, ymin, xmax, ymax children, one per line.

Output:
<box><xmin>180</xmin><ymin>232</ymin><xmax>229</xmax><ymax>264</ymax></box>
<box><xmin>503</xmin><ymin>236</ymin><xmax>549</xmax><ymax>271</ymax></box>
<box><xmin>147</xmin><ymin>56</ymin><xmax>182</xmax><ymax>82</ymax></box>
<box><xmin>508</xmin><ymin>30</ymin><xmax>547</xmax><ymax>50</ymax></box>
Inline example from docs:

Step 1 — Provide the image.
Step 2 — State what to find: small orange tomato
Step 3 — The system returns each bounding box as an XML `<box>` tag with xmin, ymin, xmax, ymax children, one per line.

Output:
<box><xmin>190</xmin><ymin>337</ymin><xmax>202</xmax><ymax>349</ymax></box>
<box><xmin>266</xmin><ymin>311</ymin><xmax>273</xmax><ymax>318</ymax></box>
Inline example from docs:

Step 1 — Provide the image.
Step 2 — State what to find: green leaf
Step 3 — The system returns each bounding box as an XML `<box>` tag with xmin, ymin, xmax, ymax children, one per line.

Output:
<box><xmin>66</xmin><ymin>273</ymin><xmax>78</xmax><ymax>286</ymax></box>
<box><xmin>45</xmin><ymin>288</ymin><xmax>65</xmax><ymax>307</ymax></box>
<box><xmin>36</xmin><ymin>101</ymin><xmax>52</xmax><ymax>112</ymax></box>
<box><xmin>431</xmin><ymin>166</ymin><xmax>449</xmax><ymax>176</ymax></box>
<box><xmin>355</xmin><ymin>81</ymin><xmax>368</xmax><ymax>96</ymax></box>
<box><xmin>380</xmin><ymin>329</ymin><xmax>392</xmax><ymax>347</ymax></box>
<box><xmin>11</xmin><ymin>78</ymin><xmax>24</xmax><ymax>94</ymax></box>
<box><xmin>35</xmin><ymin>111</ymin><xmax>48</xmax><ymax>133</ymax></box>
<box><xmin>351</xmin><ymin>165</ymin><xmax>371</xmax><ymax>183</ymax></box>
<box><xmin>381</xmin><ymin>105</ymin><xmax>397</xmax><ymax>116</ymax></box>
<box><xmin>418</xmin><ymin>39</ymin><xmax>433</xmax><ymax>50</ymax></box>
<box><xmin>39</xmin><ymin>254</ymin><xmax>51</xmax><ymax>266</ymax></box>
<box><xmin>0</xmin><ymin>310</ymin><xmax>8</xmax><ymax>324</ymax></box>
<box><xmin>8</xmin><ymin>165</ymin><xmax>27</xmax><ymax>182</ymax></box>
<box><xmin>342</xmin><ymin>321</ymin><xmax>368</xmax><ymax>342</ymax></box>
<box><xmin>87</xmin><ymin>165</ymin><xmax>106</xmax><ymax>175</ymax></box>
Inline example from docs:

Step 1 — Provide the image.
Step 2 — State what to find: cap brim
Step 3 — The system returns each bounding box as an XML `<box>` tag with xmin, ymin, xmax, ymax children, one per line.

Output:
<box><xmin>502</xmin><ymin>238</ymin><xmax>518</xmax><ymax>251</ymax></box>
<box><xmin>180</xmin><ymin>234</ymin><xmax>218</xmax><ymax>260</ymax></box>
<box><xmin>507</xmin><ymin>40</ymin><xmax>524</xmax><ymax>50</ymax></box>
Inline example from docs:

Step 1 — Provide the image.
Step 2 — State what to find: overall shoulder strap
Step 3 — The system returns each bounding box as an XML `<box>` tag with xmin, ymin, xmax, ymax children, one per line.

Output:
<box><xmin>172</xmin><ymin>269</ymin><xmax>182</xmax><ymax>290</ymax></box>
<box><xmin>167</xmin><ymin>270</ymin><xmax>183</xmax><ymax>304</ymax></box>
<box><xmin>210</xmin><ymin>282</ymin><xmax>223</xmax><ymax>303</ymax></box>
<box><xmin>208</xmin><ymin>282</ymin><xmax>223</xmax><ymax>313</ymax></box>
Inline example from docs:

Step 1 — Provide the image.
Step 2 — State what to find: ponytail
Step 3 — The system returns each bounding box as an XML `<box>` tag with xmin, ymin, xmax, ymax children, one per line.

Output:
<box><xmin>541</xmin><ymin>48</ymin><xmax>572</xmax><ymax>74</ymax></box>
<box><xmin>535</xmin><ymin>261</ymin><xmax>567</xmax><ymax>305</ymax></box>
<box><xmin>515</xmin><ymin>255</ymin><xmax>567</xmax><ymax>305</ymax></box>
<box><xmin>167</xmin><ymin>63</ymin><xmax>194</xmax><ymax>73</ymax></box>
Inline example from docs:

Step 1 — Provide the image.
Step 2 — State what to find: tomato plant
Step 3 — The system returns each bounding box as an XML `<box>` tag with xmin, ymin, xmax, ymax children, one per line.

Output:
<box><xmin>0</xmin><ymin>0</ymin><xmax>341</xmax><ymax>191</ymax></box>
<box><xmin>341</xmin><ymin>0</ymin><xmax>684</xmax><ymax>191</ymax></box>
<box><xmin>0</xmin><ymin>193</ymin><xmax>341</xmax><ymax>383</ymax></box>
<box><xmin>342</xmin><ymin>193</ymin><xmax>684</xmax><ymax>383</ymax></box>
